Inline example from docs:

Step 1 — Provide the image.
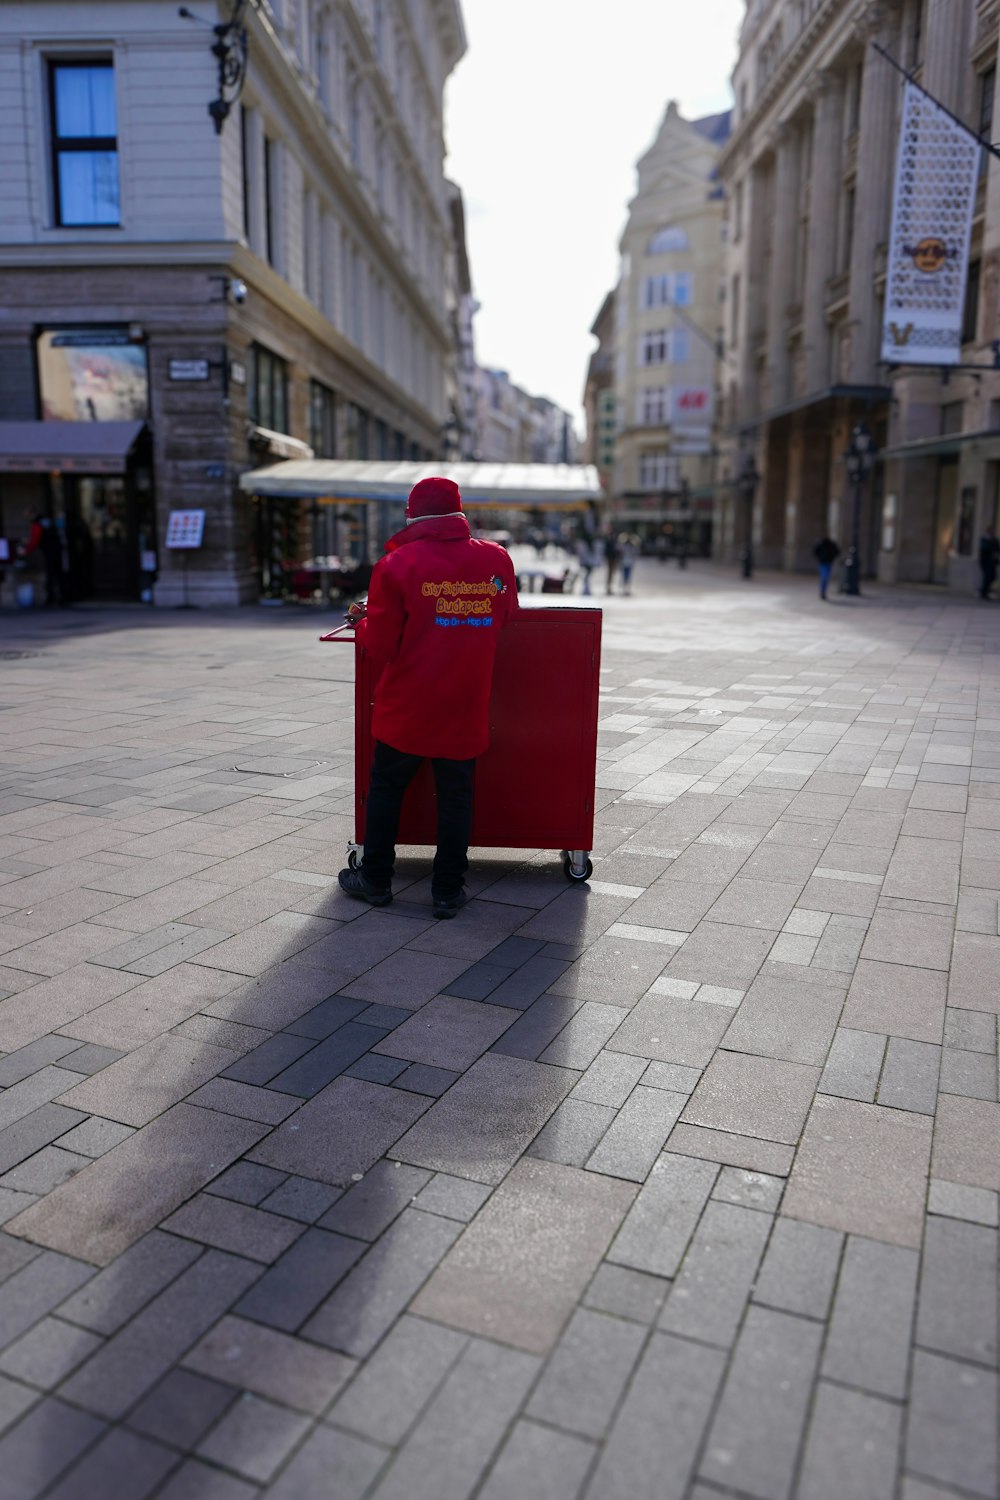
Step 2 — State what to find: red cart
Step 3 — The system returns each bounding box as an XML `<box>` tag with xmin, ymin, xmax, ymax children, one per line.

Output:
<box><xmin>322</xmin><ymin>606</ymin><xmax>602</xmax><ymax>881</ymax></box>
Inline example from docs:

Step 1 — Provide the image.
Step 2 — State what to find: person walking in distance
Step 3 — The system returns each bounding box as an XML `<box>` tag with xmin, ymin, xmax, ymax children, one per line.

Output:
<box><xmin>603</xmin><ymin>526</ymin><xmax>621</xmax><ymax>595</ymax></box>
<box><xmin>978</xmin><ymin>525</ymin><xmax>1000</xmax><ymax>600</ymax></box>
<box><xmin>619</xmin><ymin>533</ymin><xmax>638</xmax><ymax>596</ymax></box>
<box><xmin>339</xmin><ymin>477</ymin><xmax>518</xmax><ymax>919</ymax></box>
<box><xmin>813</xmin><ymin>534</ymin><xmax>841</xmax><ymax>600</ymax></box>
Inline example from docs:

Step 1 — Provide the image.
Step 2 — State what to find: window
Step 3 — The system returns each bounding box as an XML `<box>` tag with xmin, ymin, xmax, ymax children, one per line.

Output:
<box><xmin>639</xmin><ymin>451</ymin><xmax>677</xmax><ymax>490</ymax></box>
<box><xmin>733</xmin><ymin>179</ymin><xmax>744</xmax><ymax>240</ymax></box>
<box><xmin>347</xmin><ymin>67</ymin><xmax>361</xmax><ymax>168</ymax></box>
<box><xmin>639</xmin><ymin>387</ymin><xmax>669</xmax><ymax>425</ymax></box>
<box><xmin>264</xmin><ymin>137</ymin><xmax>278</xmax><ymax>266</ymax></box>
<box><xmin>842</xmin><ymin>186</ymin><xmax>856</xmax><ymax>271</ymax></box>
<box><xmin>309</xmin><ymin>380</ymin><xmax>336</xmax><ymax>457</ymax></box>
<box><xmin>644</xmin><ymin>274</ymin><xmax>671</xmax><ymax>308</ymax></box>
<box><xmin>941</xmin><ymin>400</ymin><xmax>964</xmax><ymax>436</ymax></box>
<box><xmin>963</xmin><ymin>258</ymin><xmax>981</xmax><ymax>345</ymax></box>
<box><xmin>731</xmin><ymin>273</ymin><xmax>742</xmax><ymax>345</ymax></box>
<box><xmin>49</xmin><ymin>60</ymin><xmax>120</xmax><ymax>226</ymax></box>
<box><xmin>240</xmin><ymin>105</ymin><xmax>251</xmax><ymax>241</ymax></box>
<box><xmin>647</xmin><ymin>226</ymin><xmax>689</xmax><ymax>255</ymax></box>
<box><xmin>641</xmin><ymin>329</ymin><xmax>669</xmax><ymax>365</ymax></box>
<box><xmin>673</xmin><ymin>328</ymin><xmax>690</xmax><ymax>362</ymax></box>
<box><xmin>673</xmin><ymin>273</ymin><xmax>692</xmax><ymax>308</ymax></box>
<box><xmin>248</xmin><ymin>344</ymin><xmax>289</xmax><ymax>433</ymax></box>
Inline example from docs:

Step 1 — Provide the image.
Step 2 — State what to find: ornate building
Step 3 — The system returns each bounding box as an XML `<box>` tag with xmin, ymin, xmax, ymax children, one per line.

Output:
<box><xmin>0</xmin><ymin>0</ymin><xmax>466</xmax><ymax>604</ymax></box>
<box><xmin>718</xmin><ymin>0</ymin><xmax>1000</xmax><ymax>589</ymax></box>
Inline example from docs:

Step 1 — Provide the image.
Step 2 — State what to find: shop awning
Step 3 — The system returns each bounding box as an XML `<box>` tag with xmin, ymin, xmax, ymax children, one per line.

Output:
<box><xmin>881</xmin><ymin>428</ymin><xmax>1000</xmax><ymax>460</ymax></box>
<box><xmin>247</xmin><ymin>425</ymin><xmax>315</xmax><ymax>462</ymax></box>
<box><xmin>0</xmin><ymin>421</ymin><xmax>145</xmax><ymax>474</ymax></box>
<box><xmin>238</xmin><ymin>459</ymin><xmax>603</xmax><ymax>506</ymax></box>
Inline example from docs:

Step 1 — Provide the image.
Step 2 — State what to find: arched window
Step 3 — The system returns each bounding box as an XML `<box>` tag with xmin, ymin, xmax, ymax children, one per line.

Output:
<box><xmin>647</xmin><ymin>226</ymin><xmax>689</xmax><ymax>254</ymax></box>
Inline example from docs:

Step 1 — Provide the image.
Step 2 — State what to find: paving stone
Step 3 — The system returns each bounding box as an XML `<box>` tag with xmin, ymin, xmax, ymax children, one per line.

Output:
<box><xmin>266</xmin><ymin>1022</ymin><xmax>391</xmax><ymax>1097</ymax></box>
<box><xmin>841</xmin><ymin>959</ymin><xmax>947</xmax><ymax>1044</ymax></box>
<box><xmin>162</xmin><ymin>1194</ymin><xmax>306</xmax><ymax>1263</ymax></box>
<box><xmin>538</xmin><ymin>1001</ymin><xmax>627</xmax><ymax>1070</ymax></box>
<box><xmin>797</xmin><ymin>1382</ymin><xmax>903</xmax><ymax>1500</ymax></box>
<box><xmin>528</xmin><ymin>1098</ymin><xmax>615</xmax><ymax>1167</ymax></box>
<box><xmin>932</xmin><ymin>1094</ymin><xmax>1000</xmax><ymax>1190</ymax></box>
<box><xmin>569</xmin><ymin>1049</ymin><xmax>647</xmax><ymax>1107</ymax></box>
<box><xmin>681</xmin><ymin>1050</ymin><xmax>820</xmax><ymax>1145</ymax></box>
<box><xmin>5</xmin><ymin>1104</ymin><xmax>268</xmax><ymax>1265</ymax></box>
<box><xmin>545</xmin><ymin>933</ymin><xmax>677</xmax><ymax>1006</ymax></box>
<box><xmin>699</xmin><ymin>1304</ymin><xmax>824</xmax><ymax>1499</ymax></box>
<box><xmin>0</xmin><ymin>1037</ymin><xmax>81</xmax><ymax>1088</ymax></box>
<box><xmin>203</xmin><ymin>1161</ymin><xmax>287</xmax><ymax>1207</ymax></box>
<box><xmin>393</xmin><ymin>1062</ymin><xmax>460</xmax><ymax>1095</ymax></box>
<box><xmin>328</xmin><ymin>1314</ymin><xmax>468</xmax><ymax>1446</ymax></box>
<box><xmin>582</xmin><ymin>1262</ymin><xmax>668</xmax><ymax>1323</ymax></box>
<box><xmin>304</xmin><ymin>1207</ymin><xmax>462</xmax><ymax>1357</ymax></box>
<box><xmin>58</xmin><ymin>1250</ymin><xmax>262</xmax><ymax>1419</ymax></box>
<box><xmin>0</xmin><ymin>1104</ymin><xmax>88</xmax><ymax>1177</ymax></box>
<box><xmin>526</xmin><ymin>1306</ymin><xmax>645</xmax><ymax>1439</ymax></box>
<box><xmin>265</xmin><ymin>1425</ymin><xmax>387</xmax><ymax>1500</ymax></box>
<box><xmin>346</xmin><ymin>1053</ymin><xmax>410</xmax><ymax>1085</ymax></box>
<box><xmin>55</xmin><ymin>1034</ymin><xmax>237</xmax><ymax>1128</ymax></box>
<box><xmin>185</xmin><ymin>1077</ymin><xmax>304</xmax><ymax>1124</ymax></box>
<box><xmin>711</xmin><ymin>1166</ymin><xmax>785</xmax><ymax>1212</ymax></box>
<box><xmin>373</xmin><ymin>995</ymin><xmax>517</xmax><ymax>1073</ymax></box>
<box><xmin>605</xmin><ymin>992</ymin><xmax>731</xmax><ymax>1069</ymax></box>
<box><xmin>55</xmin><ymin>1118</ymin><xmax>134</xmax><ymax>1159</ymax></box>
<box><xmin>0</xmin><ymin>1145</ymin><xmax>90</xmax><ymax>1196</ymax></box>
<box><xmin>0</xmin><ymin>1068</ymin><xmax>88</xmax><ymax>1132</ymax></box>
<box><xmin>0</xmin><ymin>1312</ymin><xmax>103</xmax><ymax>1389</ymax></box>
<box><xmin>822</xmin><ymin>1235</ymin><xmax>920</xmax><ymax>1399</ymax></box>
<box><xmin>0</xmin><ymin>1396</ymin><xmax>106</xmax><ymax>1500</ymax></box>
<box><xmin>938</xmin><ymin>1045</ymin><xmax>998</xmax><ymax>1100</ymax></box>
<box><xmin>752</xmin><ymin>1217</ymin><xmax>843</xmax><ymax>1320</ymax></box>
<box><xmin>155</xmin><ymin>1457</ymin><xmax>260</xmax><ymax>1499</ymax></box>
<box><xmin>220</xmin><ymin>1032</ymin><xmax>316</xmax><ymax>1086</ymax></box>
<box><xmin>126</xmin><ymin>1369</ymin><xmax>238</xmax><ymax>1449</ymax></box>
<box><xmin>877</xmin><ymin>1038</ymin><xmax>941</xmax><ymax>1114</ymax></box>
<box><xmin>476</xmin><ymin>1421</ymin><xmax>594</xmax><ymax>1500</ymax></box>
<box><xmin>489</xmin><ymin>993</ymin><xmax>583</xmax><ymax>1060</ymax></box>
<box><xmin>607</xmin><ymin>1151</ymin><xmax>718</xmax><ymax>1277</ymax></box>
<box><xmin>947</xmin><ymin>931</ymin><xmax>1000</xmax><ymax>1014</ymax></box>
<box><xmin>183</xmin><ymin>1314</ymin><xmax>354</xmax><ymax>1415</ymax></box>
<box><xmin>41</xmin><ymin>1425</ymin><xmax>179</xmax><ymax>1500</ymax></box>
<box><xmin>0</xmin><ymin>1373</ymin><xmax>39</xmax><ymax>1438</ymax></box>
<box><xmin>663</xmin><ymin>920</ymin><xmax>777</xmax><ymax>987</ymax></box>
<box><xmin>784</xmin><ymin>1095</ymin><xmax>932</xmax><ymax>1248</ymax></box>
<box><xmin>916</xmin><ymin>1216</ymin><xmax>997</xmax><ymax>1366</ymax></box>
<box><xmin>412</xmin><ymin>1158</ymin><xmax>635</xmax><ymax>1355</ymax></box>
<box><xmin>233</xmin><ymin>1226</ymin><xmax>364</xmax><ymax>1331</ymax></box>
<box><xmin>585</xmin><ymin>1085</ymin><xmax>686</xmax><ymax>1181</ymax></box>
<box><xmin>390</xmin><ymin>1052</ymin><xmax>576</xmax><ymax>1184</ymax></box>
<box><xmin>444</xmin><ymin>961</ymin><xmax>516</xmax><ymax>1000</ymax></box>
<box><xmin>196</xmin><ymin>1392</ymin><xmax>310</xmax><ymax>1482</ymax></box>
<box><xmin>906</xmin><ymin>1350</ymin><xmax>998</xmax><ymax>1497</ymax></box>
<box><xmin>362</xmin><ymin>1335</ymin><xmax>539</xmax><ymax>1500</ymax></box>
<box><xmin>641</xmin><ymin>1059</ymin><xmax>702</xmax><ymax>1093</ymax></box>
<box><xmin>943</xmin><ymin>1006</ymin><xmax>996</xmax><ymax>1053</ymax></box>
<box><xmin>319</xmin><ymin>1160</ymin><xmax>431</xmax><ymax>1240</ymax></box>
<box><xmin>585</xmin><ymin>1332</ymin><xmax>725</xmax><ymax>1500</ymax></box>
<box><xmin>819</xmin><ymin>1027</ymin><xmax>886</xmax><ymax>1103</ymax></box>
<box><xmin>57</xmin><ymin>1229</ymin><xmax>200</xmax><ymax>1336</ymax></box>
<box><xmin>659</xmin><ymin>1199</ymin><xmax>772</xmax><ymax>1347</ymax></box>
<box><xmin>412</xmin><ymin>1173</ymin><xmax>492</xmax><ymax>1222</ymax></box>
<box><xmin>483</xmin><ymin>955</ymin><xmax>572</xmax><ymax>1009</ymax></box>
<box><xmin>0</xmin><ymin>1250</ymin><xmax>94</xmax><ymax>1352</ymax></box>
<box><xmin>722</xmin><ymin>973</ymin><xmax>845</xmax><ymax>1066</ymax></box>
<box><xmin>927</xmin><ymin>1178</ymin><xmax>999</xmax><ymax>1226</ymax></box>
<box><xmin>258</xmin><ymin>1176</ymin><xmax>342</xmax><ymax>1223</ymax></box>
<box><xmin>249</xmin><ymin>1076</ymin><xmax>430</xmax><ymax>1187</ymax></box>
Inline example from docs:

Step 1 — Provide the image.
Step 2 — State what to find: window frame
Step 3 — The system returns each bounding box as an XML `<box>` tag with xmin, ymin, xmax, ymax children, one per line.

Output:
<box><xmin>48</xmin><ymin>56</ymin><xmax>120</xmax><ymax>228</ymax></box>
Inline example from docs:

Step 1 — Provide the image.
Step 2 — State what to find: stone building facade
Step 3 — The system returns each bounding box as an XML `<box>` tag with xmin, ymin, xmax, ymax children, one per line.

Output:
<box><xmin>0</xmin><ymin>0</ymin><xmax>466</xmax><ymax>605</ymax></box>
<box><xmin>610</xmin><ymin>102</ymin><xmax>730</xmax><ymax>546</ymax></box>
<box><xmin>717</xmin><ymin>0</ymin><xmax>1000</xmax><ymax>589</ymax></box>
<box><xmin>582</xmin><ymin>290</ymin><xmax>616</xmax><ymax>491</ymax></box>
<box><xmin>473</xmin><ymin>367</ymin><xmax>578</xmax><ymax>466</ymax></box>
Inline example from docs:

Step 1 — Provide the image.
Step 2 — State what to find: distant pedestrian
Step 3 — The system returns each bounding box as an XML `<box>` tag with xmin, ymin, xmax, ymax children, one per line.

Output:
<box><xmin>979</xmin><ymin>526</ymin><xmax>1000</xmax><ymax>600</ymax></box>
<box><xmin>603</xmin><ymin>527</ymin><xmax>621</xmax><ymax>595</ymax></box>
<box><xmin>619</xmin><ymin>533</ymin><xmax>638</xmax><ymax>595</ymax></box>
<box><xmin>577</xmin><ymin>533</ymin><xmax>601</xmax><ymax>595</ymax></box>
<box><xmin>813</xmin><ymin>535</ymin><xmax>840</xmax><ymax>600</ymax></box>
<box><xmin>23</xmin><ymin>514</ymin><xmax>66</xmax><ymax>607</ymax></box>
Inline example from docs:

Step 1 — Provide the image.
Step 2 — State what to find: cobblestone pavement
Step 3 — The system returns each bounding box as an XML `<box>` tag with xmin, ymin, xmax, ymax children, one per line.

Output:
<box><xmin>0</xmin><ymin>564</ymin><xmax>997</xmax><ymax>1500</ymax></box>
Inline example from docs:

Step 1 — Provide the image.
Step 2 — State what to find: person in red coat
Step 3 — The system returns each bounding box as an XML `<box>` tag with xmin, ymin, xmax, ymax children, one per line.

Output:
<box><xmin>339</xmin><ymin>476</ymin><xmax>518</xmax><ymax>917</ymax></box>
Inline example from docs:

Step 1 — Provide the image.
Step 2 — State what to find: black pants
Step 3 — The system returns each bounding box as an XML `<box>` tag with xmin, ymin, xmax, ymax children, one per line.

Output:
<box><xmin>980</xmin><ymin>565</ymin><xmax>996</xmax><ymax>599</ymax></box>
<box><xmin>362</xmin><ymin>740</ymin><xmax>474</xmax><ymax>896</ymax></box>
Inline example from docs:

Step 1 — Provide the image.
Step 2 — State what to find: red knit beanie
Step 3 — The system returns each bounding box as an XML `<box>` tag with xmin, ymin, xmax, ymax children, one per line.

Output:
<box><xmin>406</xmin><ymin>476</ymin><xmax>463</xmax><ymax>521</ymax></box>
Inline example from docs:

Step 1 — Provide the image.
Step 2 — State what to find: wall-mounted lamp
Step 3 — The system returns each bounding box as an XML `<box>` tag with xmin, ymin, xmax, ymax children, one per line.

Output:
<box><xmin>179</xmin><ymin>1</ymin><xmax>250</xmax><ymax>135</ymax></box>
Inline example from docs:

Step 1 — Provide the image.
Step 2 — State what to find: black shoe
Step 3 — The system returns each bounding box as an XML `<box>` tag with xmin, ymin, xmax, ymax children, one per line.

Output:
<box><xmin>338</xmin><ymin>868</ymin><xmax>392</xmax><ymax>907</ymax></box>
<box><xmin>432</xmin><ymin>888</ymin><xmax>468</xmax><ymax>920</ymax></box>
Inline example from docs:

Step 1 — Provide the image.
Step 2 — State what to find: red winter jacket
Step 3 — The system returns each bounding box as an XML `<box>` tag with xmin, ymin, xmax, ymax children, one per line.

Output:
<box><xmin>357</xmin><ymin>514</ymin><xmax>518</xmax><ymax>759</ymax></box>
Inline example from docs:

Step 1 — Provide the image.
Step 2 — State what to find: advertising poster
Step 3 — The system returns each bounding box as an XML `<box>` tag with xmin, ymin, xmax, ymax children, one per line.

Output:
<box><xmin>37</xmin><ymin>329</ymin><xmax>149</xmax><ymax>421</ymax></box>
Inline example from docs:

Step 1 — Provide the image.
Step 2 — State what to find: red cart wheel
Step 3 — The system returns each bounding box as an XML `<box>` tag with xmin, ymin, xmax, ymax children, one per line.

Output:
<box><xmin>563</xmin><ymin>853</ymin><xmax>593</xmax><ymax>882</ymax></box>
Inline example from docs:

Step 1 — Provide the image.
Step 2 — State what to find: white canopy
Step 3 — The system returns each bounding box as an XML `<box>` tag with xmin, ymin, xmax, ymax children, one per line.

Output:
<box><xmin>239</xmin><ymin>459</ymin><xmax>602</xmax><ymax>507</ymax></box>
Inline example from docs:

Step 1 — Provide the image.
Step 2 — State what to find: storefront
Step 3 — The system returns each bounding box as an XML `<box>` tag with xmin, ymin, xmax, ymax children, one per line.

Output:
<box><xmin>0</xmin><ymin>420</ymin><xmax>154</xmax><ymax>603</ymax></box>
<box><xmin>239</xmin><ymin>460</ymin><xmax>603</xmax><ymax>602</ymax></box>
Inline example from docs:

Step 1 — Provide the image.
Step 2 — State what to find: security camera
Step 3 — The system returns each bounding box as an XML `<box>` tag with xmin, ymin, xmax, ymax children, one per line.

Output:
<box><xmin>229</xmin><ymin>278</ymin><xmax>248</xmax><ymax>305</ymax></box>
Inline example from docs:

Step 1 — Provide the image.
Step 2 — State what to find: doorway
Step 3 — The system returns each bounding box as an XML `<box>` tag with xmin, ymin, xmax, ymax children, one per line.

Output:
<box><xmin>931</xmin><ymin>457</ymin><xmax>958</xmax><ymax>584</ymax></box>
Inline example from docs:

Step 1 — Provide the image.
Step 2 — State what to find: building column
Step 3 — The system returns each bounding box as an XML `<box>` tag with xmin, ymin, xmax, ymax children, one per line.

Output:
<box><xmin>766</xmin><ymin>123</ymin><xmax>799</xmax><ymax>410</ymax></box>
<box><xmin>923</xmin><ymin>0</ymin><xmax>974</xmax><ymax>114</ymax></box>
<box><xmin>848</xmin><ymin>2</ymin><xmax>903</xmax><ymax>383</ymax></box>
<box><xmin>803</xmin><ymin>72</ymin><xmax>844</xmax><ymax>394</ymax></box>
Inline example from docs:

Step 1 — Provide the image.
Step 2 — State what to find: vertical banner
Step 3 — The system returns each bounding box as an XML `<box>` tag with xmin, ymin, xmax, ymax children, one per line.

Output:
<box><xmin>882</xmin><ymin>82</ymin><xmax>980</xmax><ymax>365</ymax></box>
<box><xmin>670</xmin><ymin>385</ymin><xmax>713</xmax><ymax>454</ymax></box>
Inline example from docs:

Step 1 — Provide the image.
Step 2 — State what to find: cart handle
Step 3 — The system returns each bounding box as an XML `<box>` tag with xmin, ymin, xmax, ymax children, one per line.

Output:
<box><xmin>318</xmin><ymin>623</ymin><xmax>356</xmax><ymax>644</ymax></box>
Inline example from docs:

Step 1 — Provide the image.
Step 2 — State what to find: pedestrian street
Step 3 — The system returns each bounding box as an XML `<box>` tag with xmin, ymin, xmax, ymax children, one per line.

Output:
<box><xmin>0</xmin><ymin>563</ymin><xmax>997</xmax><ymax>1500</ymax></box>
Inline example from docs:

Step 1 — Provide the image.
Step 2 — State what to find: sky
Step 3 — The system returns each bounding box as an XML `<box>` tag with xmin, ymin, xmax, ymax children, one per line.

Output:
<box><xmin>444</xmin><ymin>0</ymin><xmax>745</xmax><ymax>433</ymax></box>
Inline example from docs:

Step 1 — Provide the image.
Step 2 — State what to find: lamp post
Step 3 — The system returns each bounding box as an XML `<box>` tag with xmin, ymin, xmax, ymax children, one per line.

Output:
<box><xmin>842</xmin><ymin>421</ymin><xmax>874</xmax><ymax>597</ymax></box>
<box><xmin>738</xmin><ymin>453</ymin><xmax>759</xmax><ymax>580</ymax></box>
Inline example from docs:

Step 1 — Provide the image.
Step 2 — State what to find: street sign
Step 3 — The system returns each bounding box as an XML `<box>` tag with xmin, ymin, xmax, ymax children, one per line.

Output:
<box><xmin>165</xmin><ymin>510</ymin><xmax>205</xmax><ymax>549</ymax></box>
<box><xmin>168</xmin><ymin>359</ymin><xmax>210</xmax><ymax>382</ymax></box>
<box><xmin>229</xmin><ymin>360</ymin><xmax>247</xmax><ymax>386</ymax></box>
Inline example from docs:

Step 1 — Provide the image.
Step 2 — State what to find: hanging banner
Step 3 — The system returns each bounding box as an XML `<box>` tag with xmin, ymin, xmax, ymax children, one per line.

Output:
<box><xmin>882</xmin><ymin>81</ymin><xmax>980</xmax><ymax>365</ymax></box>
<box><xmin>670</xmin><ymin>385</ymin><xmax>713</xmax><ymax>454</ymax></box>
